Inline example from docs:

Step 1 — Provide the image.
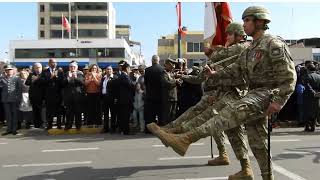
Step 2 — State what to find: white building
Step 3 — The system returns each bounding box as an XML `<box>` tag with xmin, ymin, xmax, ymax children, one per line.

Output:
<box><xmin>9</xmin><ymin>38</ymin><xmax>140</xmax><ymax>67</ymax></box>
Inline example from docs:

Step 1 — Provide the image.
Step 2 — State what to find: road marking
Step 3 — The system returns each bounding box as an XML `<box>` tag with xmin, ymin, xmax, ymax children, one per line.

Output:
<box><xmin>2</xmin><ymin>161</ymin><xmax>92</xmax><ymax>168</ymax></box>
<box><xmin>153</xmin><ymin>143</ymin><xmax>204</xmax><ymax>148</ymax></box>
<box><xmin>273</xmin><ymin>163</ymin><xmax>307</xmax><ymax>180</ymax></box>
<box><xmin>0</xmin><ymin>142</ymin><xmax>8</xmax><ymax>145</ymax></box>
<box><xmin>158</xmin><ymin>155</ymin><xmax>216</xmax><ymax>161</ymax></box>
<box><xmin>170</xmin><ymin>177</ymin><xmax>228</xmax><ymax>180</ymax></box>
<box><xmin>55</xmin><ymin>138</ymin><xmax>104</xmax><ymax>142</ymax></box>
<box><xmin>247</xmin><ymin>151</ymin><xmax>307</xmax><ymax>180</ymax></box>
<box><xmin>271</xmin><ymin>139</ymin><xmax>301</xmax><ymax>142</ymax></box>
<box><xmin>282</xmin><ymin>151</ymin><xmax>310</xmax><ymax>155</ymax></box>
<box><xmin>42</xmin><ymin>147</ymin><xmax>99</xmax><ymax>152</ymax></box>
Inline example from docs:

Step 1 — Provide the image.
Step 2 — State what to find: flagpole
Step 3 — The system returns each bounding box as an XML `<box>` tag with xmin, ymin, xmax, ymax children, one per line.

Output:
<box><xmin>76</xmin><ymin>13</ymin><xmax>79</xmax><ymax>39</ymax></box>
<box><xmin>177</xmin><ymin>2</ymin><xmax>182</xmax><ymax>59</ymax></box>
<box><xmin>62</xmin><ymin>13</ymin><xmax>64</xmax><ymax>39</ymax></box>
<box><xmin>69</xmin><ymin>2</ymin><xmax>71</xmax><ymax>39</ymax></box>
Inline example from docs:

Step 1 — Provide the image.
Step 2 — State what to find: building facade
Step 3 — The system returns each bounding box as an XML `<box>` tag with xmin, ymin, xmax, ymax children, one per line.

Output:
<box><xmin>9</xmin><ymin>39</ymin><xmax>140</xmax><ymax>67</ymax></box>
<box><xmin>116</xmin><ymin>25</ymin><xmax>131</xmax><ymax>44</ymax></box>
<box><xmin>158</xmin><ymin>31</ymin><xmax>207</xmax><ymax>68</ymax></box>
<box><xmin>38</xmin><ymin>2</ymin><xmax>116</xmax><ymax>39</ymax></box>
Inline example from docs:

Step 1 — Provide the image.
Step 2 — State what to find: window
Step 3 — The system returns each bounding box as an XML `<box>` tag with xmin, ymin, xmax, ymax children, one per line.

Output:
<box><xmin>76</xmin><ymin>3</ymin><xmax>108</xmax><ymax>10</ymax></box>
<box><xmin>40</xmin><ymin>18</ymin><xmax>44</xmax><ymax>25</ymax></box>
<box><xmin>15</xmin><ymin>48</ymin><xmax>124</xmax><ymax>59</ymax></box>
<box><xmin>50</xmin><ymin>30</ymin><xmax>68</xmax><ymax>38</ymax></box>
<box><xmin>40</xmin><ymin>5</ymin><xmax>45</xmax><ymax>12</ymax></box>
<box><xmin>78</xmin><ymin>29</ymin><xmax>107</xmax><ymax>38</ymax></box>
<box><xmin>187</xmin><ymin>42</ymin><xmax>204</xmax><ymax>52</ymax></box>
<box><xmin>187</xmin><ymin>42</ymin><xmax>193</xmax><ymax>52</ymax></box>
<box><xmin>15</xmin><ymin>49</ymin><xmax>76</xmax><ymax>58</ymax></box>
<box><xmin>78</xmin><ymin>16</ymin><xmax>108</xmax><ymax>24</ymax></box>
<box><xmin>313</xmin><ymin>53</ymin><xmax>320</xmax><ymax>61</ymax></box>
<box><xmin>40</xmin><ymin>31</ymin><xmax>44</xmax><ymax>38</ymax></box>
<box><xmin>50</xmin><ymin>4</ymin><xmax>68</xmax><ymax>11</ymax></box>
<box><xmin>50</xmin><ymin>17</ymin><xmax>62</xmax><ymax>24</ymax></box>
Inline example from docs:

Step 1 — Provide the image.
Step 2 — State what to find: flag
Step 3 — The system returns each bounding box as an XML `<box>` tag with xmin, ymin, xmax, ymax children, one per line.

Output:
<box><xmin>62</xmin><ymin>16</ymin><xmax>71</xmax><ymax>33</ymax></box>
<box><xmin>204</xmin><ymin>2</ymin><xmax>232</xmax><ymax>47</ymax></box>
<box><xmin>176</xmin><ymin>2</ymin><xmax>187</xmax><ymax>36</ymax></box>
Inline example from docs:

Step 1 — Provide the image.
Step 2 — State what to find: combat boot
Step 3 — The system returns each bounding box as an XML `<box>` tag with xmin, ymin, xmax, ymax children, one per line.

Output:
<box><xmin>228</xmin><ymin>159</ymin><xmax>254</xmax><ymax>180</ymax></box>
<box><xmin>157</xmin><ymin>130</ymin><xmax>198</xmax><ymax>156</ymax></box>
<box><xmin>147</xmin><ymin>123</ymin><xmax>170</xmax><ymax>147</ymax></box>
<box><xmin>261</xmin><ymin>174</ymin><xmax>274</xmax><ymax>180</ymax></box>
<box><xmin>207</xmin><ymin>150</ymin><xmax>230</xmax><ymax>166</ymax></box>
<box><xmin>146</xmin><ymin>122</ymin><xmax>161</xmax><ymax>134</ymax></box>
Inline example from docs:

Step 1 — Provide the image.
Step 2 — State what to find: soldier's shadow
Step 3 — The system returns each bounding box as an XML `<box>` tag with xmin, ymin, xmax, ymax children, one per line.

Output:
<box><xmin>17</xmin><ymin>164</ymin><xmax>205</xmax><ymax>180</ymax></box>
<box><xmin>272</xmin><ymin>146</ymin><xmax>320</xmax><ymax>164</ymax></box>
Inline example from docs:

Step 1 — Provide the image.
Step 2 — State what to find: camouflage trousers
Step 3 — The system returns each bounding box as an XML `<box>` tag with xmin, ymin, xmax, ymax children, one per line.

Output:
<box><xmin>188</xmin><ymin>88</ymin><xmax>273</xmax><ymax>176</ymax></box>
<box><xmin>166</xmin><ymin>91</ymin><xmax>249</xmax><ymax>160</ymax></box>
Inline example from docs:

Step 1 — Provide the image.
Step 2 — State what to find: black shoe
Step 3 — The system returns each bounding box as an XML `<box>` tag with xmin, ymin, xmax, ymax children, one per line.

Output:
<box><xmin>57</xmin><ymin>126</ymin><xmax>62</xmax><ymax>129</ymax></box>
<box><xmin>46</xmin><ymin>126</ymin><xmax>52</xmax><ymax>130</ymax></box>
<box><xmin>2</xmin><ymin>132</ymin><xmax>11</xmax><ymax>136</ymax></box>
<box><xmin>12</xmin><ymin>131</ymin><xmax>18</xmax><ymax>135</ymax></box>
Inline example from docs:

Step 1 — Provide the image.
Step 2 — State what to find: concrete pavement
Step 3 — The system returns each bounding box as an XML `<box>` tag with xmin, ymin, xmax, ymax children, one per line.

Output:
<box><xmin>0</xmin><ymin>127</ymin><xmax>318</xmax><ymax>180</ymax></box>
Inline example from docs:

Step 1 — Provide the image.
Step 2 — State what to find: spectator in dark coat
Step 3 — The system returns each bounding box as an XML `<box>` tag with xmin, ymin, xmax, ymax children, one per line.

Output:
<box><xmin>40</xmin><ymin>59</ymin><xmax>64</xmax><ymax>129</ymax></box>
<box><xmin>117</xmin><ymin>63</ymin><xmax>135</xmax><ymax>135</ymax></box>
<box><xmin>101</xmin><ymin>66</ymin><xmax>117</xmax><ymax>133</ymax></box>
<box><xmin>25</xmin><ymin>63</ymin><xmax>44</xmax><ymax>128</ymax></box>
<box><xmin>303</xmin><ymin>63</ymin><xmax>320</xmax><ymax>132</ymax></box>
<box><xmin>62</xmin><ymin>61</ymin><xmax>85</xmax><ymax>130</ymax></box>
<box><xmin>144</xmin><ymin>55</ymin><xmax>165</xmax><ymax>130</ymax></box>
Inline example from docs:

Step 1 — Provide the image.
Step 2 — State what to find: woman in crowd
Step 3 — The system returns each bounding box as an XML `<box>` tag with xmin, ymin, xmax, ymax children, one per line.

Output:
<box><xmin>84</xmin><ymin>64</ymin><xmax>102</xmax><ymax>126</ymax></box>
<box><xmin>18</xmin><ymin>70</ymin><xmax>33</xmax><ymax>129</ymax></box>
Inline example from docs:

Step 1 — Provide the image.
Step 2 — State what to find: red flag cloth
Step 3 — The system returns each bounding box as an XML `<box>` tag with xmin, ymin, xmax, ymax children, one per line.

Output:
<box><xmin>176</xmin><ymin>2</ymin><xmax>187</xmax><ymax>37</ymax></box>
<box><xmin>62</xmin><ymin>16</ymin><xmax>71</xmax><ymax>33</ymax></box>
<box><xmin>212</xmin><ymin>2</ymin><xmax>232</xmax><ymax>46</ymax></box>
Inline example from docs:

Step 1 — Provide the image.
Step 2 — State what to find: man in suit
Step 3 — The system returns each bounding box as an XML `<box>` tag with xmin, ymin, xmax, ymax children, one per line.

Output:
<box><xmin>101</xmin><ymin>66</ymin><xmax>117</xmax><ymax>133</ymax></box>
<box><xmin>40</xmin><ymin>58</ymin><xmax>64</xmax><ymax>130</ymax></box>
<box><xmin>62</xmin><ymin>61</ymin><xmax>85</xmax><ymax>130</ymax></box>
<box><xmin>112</xmin><ymin>60</ymin><xmax>126</xmax><ymax>132</ymax></box>
<box><xmin>117</xmin><ymin>62</ymin><xmax>135</xmax><ymax>135</ymax></box>
<box><xmin>25</xmin><ymin>62</ymin><xmax>44</xmax><ymax>128</ymax></box>
<box><xmin>0</xmin><ymin>65</ymin><xmax>22</xmax><ymax>135</ymax></box>
<box><xmin>144</xmin><ymin>55</ymin><xmax>165</xmax><ymax>131</ymax></box>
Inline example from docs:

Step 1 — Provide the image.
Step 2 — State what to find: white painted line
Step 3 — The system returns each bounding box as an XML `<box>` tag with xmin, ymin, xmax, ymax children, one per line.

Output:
<box><xmin>248</xmin><ymin>151</ymin><xmax>307</xmax><ymax>180</ymax></box>
<box><xmin>42</xmin><ymin>147</ymin><xmax>99</xmax><ymax>152</ymax></box>
<box><xmin>158</xmin><ymin>155</ymin><xmax>215</xmax><ymax>161</ymax></box>
<box><xmin>282</xmin><ymin>151</ymin><xmax>310</xmax><ymax>155</ymax></box>
<box><xmin>2</xmin><ymin>165</ymin><xmax>19</xmax><ymax>168</ymax></box>
<box><xmin>271</xmin><ymin>139</ymin><xmax>301</xmax><ymax>142</ymax></box>
<box><xmin>0</xmin><ymin>142</ymin><xmax>8</xmax><ymax>145</ymax></box>
<box><xmin>55</xmin><ymin>138</ymin><xmax>104</xmax><ymax>142</ymax></box>
<box><xmin>2</xmin><ymin>161</ymin><xmax>92</xmax><ymax>168</ymax></box>
<box><xmin>273</xmin><ymin>163</ymin><xmax>307</xmax><ymax>180</ymax></box>
<box><xmin>153</xmin><ymin>143</ymin><xmax>204</xmax><ymax>148</ymax></box>
<box><xmin>170</xmin><ymin>177</ymin><xmax>228</xmax><ymax>180</ymax></box>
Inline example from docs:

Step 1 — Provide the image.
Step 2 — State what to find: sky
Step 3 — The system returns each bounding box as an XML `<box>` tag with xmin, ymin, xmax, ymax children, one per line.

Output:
<box><xmin>1</xmin><ymin>2</ymin><xmax>320</xmax><ymax>64</ymax></box>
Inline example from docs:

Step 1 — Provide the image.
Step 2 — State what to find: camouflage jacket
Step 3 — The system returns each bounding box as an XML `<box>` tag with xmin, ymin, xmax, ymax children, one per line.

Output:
<box><xmin>181</xmin><ymin>42</ymin><xmax>248</xmax><ymax>95</ymax></box>
<box><xmin>210</xmin><ymin>34</ymin><xmax>297</xmax><ymax>107</ymax></box>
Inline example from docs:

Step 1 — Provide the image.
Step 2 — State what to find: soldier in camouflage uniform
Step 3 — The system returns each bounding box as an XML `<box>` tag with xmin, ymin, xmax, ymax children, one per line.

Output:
<box><xmin>148</xmin><ymin>22</ymin><xmax>254</xmax><ymax>179</ymax></box>
<box><xmin>149</xmin><ymin>6</ymin><xmax>297</xmax><ymax>180</ymax></box>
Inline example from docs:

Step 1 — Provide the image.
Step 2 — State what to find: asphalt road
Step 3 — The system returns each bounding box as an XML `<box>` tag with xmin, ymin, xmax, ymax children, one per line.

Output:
<box><xmin>0</xmin><ymin>127</ymin><xmax>319</xmax><ymax>180</ymax></box>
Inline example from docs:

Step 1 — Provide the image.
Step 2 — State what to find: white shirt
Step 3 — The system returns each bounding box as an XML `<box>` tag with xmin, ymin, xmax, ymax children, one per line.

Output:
<box><xmin>102</xmin><ymin>74</ymin><xmax>113</xmax><ymax>95</ymax></box>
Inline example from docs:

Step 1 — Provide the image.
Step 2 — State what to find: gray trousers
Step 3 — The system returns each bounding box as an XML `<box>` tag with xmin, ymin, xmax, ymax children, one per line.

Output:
<box><xmin>4</xmin><ymin>102</ymin><xmax>18</xmax><ymax>133</ymax></box>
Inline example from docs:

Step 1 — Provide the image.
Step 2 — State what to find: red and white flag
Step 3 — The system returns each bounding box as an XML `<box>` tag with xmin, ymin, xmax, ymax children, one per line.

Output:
<box><xmin>204</xmin><ymin>2</ymin><xmax>232</xmax><ymax>47</ymax></box>
<box><xmin>62</xmin><ymin>16</ymin><xmax>71</xmax><ymax>33</ymax></box>
<box><xmin>176</xmin><ymin>2</ymin><xmax>187</xmax><ymax>36</ymax></box>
